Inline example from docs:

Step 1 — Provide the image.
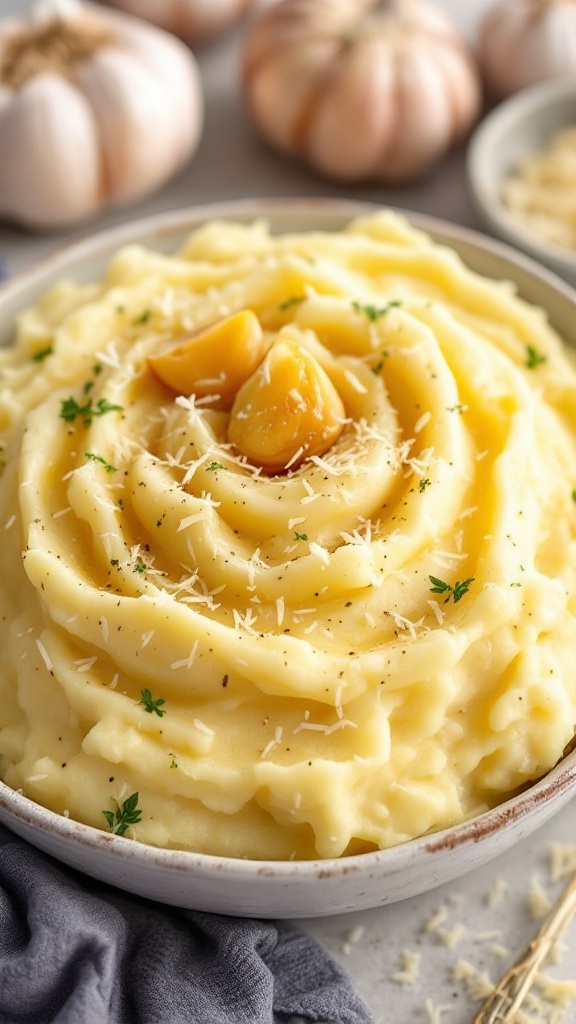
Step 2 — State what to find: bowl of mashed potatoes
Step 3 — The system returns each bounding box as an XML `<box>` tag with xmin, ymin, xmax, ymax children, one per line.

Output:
<box><xmin>468</xmin><ymin>79</ymin><xmax>576</xmax><ymax>285</ymax></box>
<box><xmin>0</xmin><ymin>198</ymin><xmax>575</xmax><ymax>918</ymax></box>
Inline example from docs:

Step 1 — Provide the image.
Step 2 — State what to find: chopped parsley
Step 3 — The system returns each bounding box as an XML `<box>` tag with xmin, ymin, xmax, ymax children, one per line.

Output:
<box><xmin>525</xmin><ymin>345</ymin><xmax>547</xmax><ymax>369</ymax></box>
<box><xmin>372</xmin><ymin>351</ymin><xmax>389</xmax><ymax>374</ymax></box>
<box><xmin>82</xmin><ymin>365</ymin><xmax>101</xmax><ymax>395</ymax></box>
<box><xmin>32</xmin><ymin>345</ymin><xmax>53</xmax><ymax>362</ymax></box>
<box><xmin>447</xmin><ymin>404</ymin><xmax>465</xmax><ymax>414</ymax></box>
<box><xmin>429</xmin><ymin>575</ymin><xmax>475</xmax><ymax>603</ymax></box>
<box><xmin>137</xmin><ymin>688</ymin><xmax>166</xmax><ymax>717</ymax></box>
<box><xmin>352</xmin><ymin>300</ymin><xmax>402</xmax><ymax>321</ymax></box>
<box><xmin>102</xmin><ymin>792</ymin><xmax>142</xmax><ymax>837</ymax></box>
<box><xmin>133</xmin><ymin>558</ymin><xmax>146</xmax><ymax>574</ymax></box>
<box><xmin>60</xmin><ymin>396</ymin><xmax>123</xmax><ymax>426</ymax></box>
<box><xmin>572</xmin><ymin>489</ymin><xmax>576</xmax><ymax>503</ymax></box>
<box><xmin>85</xmin><ymin>452</ymin><xmax>116</xmax><ymax>473</ymax></box>
<box><xmin>294</xmin><ymin>530</ymin><xmax>308</xmax><ymax>541</ymax></box>
<box><xmin>418</xmin><ymin>478</ymin><xmax>431</xmax><ymax>493</ymax></box>
<box><xmin>206</xmin><ymin>461</ymin><xmax>226</xmax><ymax>472</ymax></box>
<box><xmin>279</xmin><ymin>295</ymin><xmax>305</xmax><ymax>310</ymax></box>
<box><xmin>134</xmin><ymin>309</ymin><xmax>151</xmax><ymax>324</ymax></box>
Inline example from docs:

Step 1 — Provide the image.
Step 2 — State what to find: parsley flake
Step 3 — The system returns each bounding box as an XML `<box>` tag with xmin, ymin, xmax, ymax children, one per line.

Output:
<box><xmin>429</xmin><ymin>575</ymin><xmax>475</xmax><ymax>603</ymax></box>
<box><xmin>525</xmin><ymin>345</ymin><xmax>547</xmax><ymax>369</ymax></box>
<box><xmin>294</xmin><ymin>531</ymin><xmax>308</xmax><ymax>541</ymax></box>
<box><xmin>85</xmin><ymin>452</ymin><xmax>117</xmax><ymax>473</ymax></box>
<box><xmin>279</xmin><ymin>296</ymin><xmax>305</xmax><ymax>310</ymax></box>
<box><xmin>372</xmin><ymin>351</ymin><xmax>389</xmax><ymax>374</ymax></box>
<box><xmin>206</xmin><ymin>461</ymin><xmax>226</xmax><ymax>472</ymax></box>
<box><xmin>133</xmin><ymin>558</ymin><xmax>146</xmax><ymax>574</ymax></box>
<box><xmin>60</xmin><ymin>396</ymin><xmax>123</xmax><ymax>426</ymax></box>
<box><xmin>32</xmin><ymin>345</ymin><xmax>53</xmax><ymax>362</ymax></box>
<box><xmin>102</xmin><ymin>792</ymin><xmax>142</xmax><ymax>837</ymax></box>
<box><xmin>418</xmin><ymin>478</ymin><xmax>431</xmax><ymax>493</ymax></box>
<box><xmin>352</xmin><ymin>300</ymin><xmax>402</xmax><ymax>321</ymax></box>
<box><xmin>134</xmin><ymin>309</ymin><xmax>151</xmax><ymax>324</ymax></box>
<box><xmin>137</xmin><ymin>688</ymin><xmax>166</xmax><ymax>717</ymax></box>
<box><xmin>572</xmin><ymin>489</ymin><xmax>576</xmax><ymax>503</ymax></box>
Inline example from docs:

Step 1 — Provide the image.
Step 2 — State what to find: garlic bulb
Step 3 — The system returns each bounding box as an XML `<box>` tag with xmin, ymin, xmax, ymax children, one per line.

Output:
<box><xmin>478</xmin><ymin>0</ymin><xmax>576</xmax><ymax>99</ymax></box>
<box><xmin>102</xmin><ymin>0</ymin><xmax>260</xmax><ymax>43</ymax></box>
<box><xmin>242</xmin><ymin>0</ymin><xmax>481</xmax><ymax>183</ymax></box>
<box><xmin>0</xmin><ymin>0</ymin><xmax>203</xmax><ymax>230</ymax></box>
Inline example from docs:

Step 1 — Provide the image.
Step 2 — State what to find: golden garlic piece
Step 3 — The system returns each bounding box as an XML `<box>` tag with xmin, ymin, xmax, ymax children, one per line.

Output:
<box><xmin>148</xmin><ymin>309</ymin><xmax>265</xmax><ymax>409</ymax></box>
<box><xmin>227</xmin><ymin>339</ymin><xmax>345</xmax><ymax>472</ymax></box>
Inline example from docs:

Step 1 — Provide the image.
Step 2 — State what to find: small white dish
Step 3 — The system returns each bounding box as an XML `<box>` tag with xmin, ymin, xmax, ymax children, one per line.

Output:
<box><xmin>467</xmin><ymin>79</ymin><xmax>576</xmax><ymax>284</ymax></box>
<box><xmin>1</xmin><ymin>198</ymin><xmax>576</xmax><ymax>918</ymax></box>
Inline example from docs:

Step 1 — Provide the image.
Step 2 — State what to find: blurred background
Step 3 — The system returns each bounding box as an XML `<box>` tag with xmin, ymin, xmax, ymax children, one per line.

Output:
<box><xmin>0</xmin><ymin>0</ymin><xmax>503</xmax><ymax>273</ymax></box>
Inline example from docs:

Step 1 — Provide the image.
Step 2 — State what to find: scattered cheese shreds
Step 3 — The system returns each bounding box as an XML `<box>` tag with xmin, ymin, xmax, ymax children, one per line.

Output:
<box><xmin>391</xmin><ymin>949</ymin><xmax>421</xmax><ymax>988</ymax></box>
<box><xmin>35</xmin><ymin>638</ymin><xmax>53</xmax><ymax>672</ymax></box>
<box><xmin>529</xmin><ymin>874</ymin><xmax>552</xmax><ymax>920</ymax></box>
<box><xmin>452</xmin><ymin>959</ymin><xmax>495</xmax><ymax>1001</ymax></box>
<box><xmin>436</xmin><ymin>923</ymin><xmax>466</xmax><ymax>949</ymax></box>
<box><xmin>550</xmin><ymin>843</ymin><xmax>576</xmax><ymax>883</ymax></box>
<box><xmin>486</xmin><ymin>878</ymin><xmax>509</xmax><ymax>907</ymax></box>
<box><xmin>425</xmin><ymin>1000</ymin><xmax>452</xmax><ymax>1024</ymax></box>
<box><xmin>425</xmin><ymin>905</ymin><xmax>449</xmax><ymax>933</ymax></box>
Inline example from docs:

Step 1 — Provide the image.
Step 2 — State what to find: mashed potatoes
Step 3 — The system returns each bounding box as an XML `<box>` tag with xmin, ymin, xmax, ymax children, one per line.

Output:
<box><xmin>0</xmin><ymin>210</ymin><xmax>575</xmax><ymax>860</ymax></box>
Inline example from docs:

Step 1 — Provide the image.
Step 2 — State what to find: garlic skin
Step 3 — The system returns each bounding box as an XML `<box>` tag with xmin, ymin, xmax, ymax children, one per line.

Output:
<box><xmin>478</xmin><ymin>0</ymin><xmax>576</xmax><ymax>100</ymax></box>
<box><xmin>242</xmin><ymin>0</ymin><xmax>481</xmax><ymax>184</ymax></box>
<box><xmin>0</xmin><ymin>0</ymin><xmax>203</xmax><ymax>230</ymax></box>
<box><xmin>102</xmin><ymin>0</ymin><xmax>260</xmax><ymax>44</ymax></box>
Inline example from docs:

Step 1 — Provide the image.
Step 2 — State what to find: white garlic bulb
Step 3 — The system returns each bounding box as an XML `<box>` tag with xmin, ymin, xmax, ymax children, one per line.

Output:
<box><xmin>0</xmin><ymin>0</ymin><xmax>203</xmax><ymax>230</ymax></box>
<box><xmin>101</xmin><ymin>0</ymin><xmax>260</xmax><ymax>43</ymax></box>
<box><xmin>478</xmin><ymin>0</ymin><xmax>576</xmax><ymax>99</ymax></box>
<box><xmin>242</xmin><ymin>0</ymin><xmax>481</xmax><ymax>184</ymax></box>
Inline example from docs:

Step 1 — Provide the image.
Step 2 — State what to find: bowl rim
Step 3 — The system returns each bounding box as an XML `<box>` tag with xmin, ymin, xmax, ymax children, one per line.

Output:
<box><xmin>2</xmin><ymin>742</ymin><xmax>576</xmax><ymax>881</ymax></box>
<box><xmin>1</xmin><ymin>195</ymin><xmax>576</xmax><ymax>899</ymax></box>
<box><xmin>467</xmin><ymin>78</ymin><xmax>576</xmax><ymax>275</ymax></box>
<box><xmin>2</xmin><ymin>194</ymin><xmax>576</xmax><ymax>306</ymax></box>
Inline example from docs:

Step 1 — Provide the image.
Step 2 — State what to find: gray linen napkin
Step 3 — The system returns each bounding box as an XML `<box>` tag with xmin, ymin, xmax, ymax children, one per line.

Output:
<box><xmin>0</xmin><ymin>824</ymin><xmax>375</xmax><ymax>1024</ymax></box>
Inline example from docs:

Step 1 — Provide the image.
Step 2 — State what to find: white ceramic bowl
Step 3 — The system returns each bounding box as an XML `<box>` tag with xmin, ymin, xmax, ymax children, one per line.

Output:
<box><xmin>467</xmin><ymin>79</ymin><xmax>576</xmax><ymax>284</ymax></box>
<box><xmin>1</xmin><ymin>198</ymin><xmax>576</xmax><ymax>919</ymax></box>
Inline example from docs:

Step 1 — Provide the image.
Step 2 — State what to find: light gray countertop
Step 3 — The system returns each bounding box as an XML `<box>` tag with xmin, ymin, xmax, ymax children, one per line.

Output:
<box><xmin>2</xmin><ymin>2</ymin><xmax>576</xmax><ymax>1021</ymax></box>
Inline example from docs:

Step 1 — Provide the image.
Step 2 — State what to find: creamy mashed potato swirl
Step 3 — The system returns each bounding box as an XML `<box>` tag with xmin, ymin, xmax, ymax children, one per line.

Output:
<box><xmin>1</xmin><ymin>210</ymin><xmax>576</xmax><ymax>860</ymax></box>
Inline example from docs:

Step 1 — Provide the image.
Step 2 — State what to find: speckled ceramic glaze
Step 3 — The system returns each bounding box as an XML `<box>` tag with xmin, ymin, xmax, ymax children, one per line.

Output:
<box><xmin>1</xmin><ymin>199</ymin><xmax>575</xmax><ymax>918</ymax></box>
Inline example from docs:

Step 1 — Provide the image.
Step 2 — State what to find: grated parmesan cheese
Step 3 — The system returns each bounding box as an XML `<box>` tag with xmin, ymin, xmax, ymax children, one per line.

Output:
<box><xmin>486</xmin><ymin>878</ymin><xmax>509</xmax><ymax>908</ymax></box>
<box><xmin>35</xmin><ymin>638</ymin><xmax>53</xmax><ymax>671</ymax></box>
<box><xmin>529</xmin><ymin>874</ymin><xmax>552</xmax><ymax>920</ymax></box>
<box><xmin>425</xmin><ymin>1000</ymin><xmax>452</xmax><ymax>1024</ymax></box>
<box><xmin>550</xmin><ymin>844</ymin><xmax>576</xmax><ymax>883</ymax></box>
<box><xmin>391</xmin><ymin>949</ymin><xmax>421</xmax><ymax>987</ymax></box>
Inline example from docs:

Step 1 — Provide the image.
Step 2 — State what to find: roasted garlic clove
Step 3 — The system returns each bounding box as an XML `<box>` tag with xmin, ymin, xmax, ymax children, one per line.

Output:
<box><xmin>148</xmin><ymin>309</ymin><xmax>266</xmax><ymax>409</ymax></box>
<box><xmin>227</xmin><ymin>339</ymin><xmax>345</xmax><ymax>472</ymax></box>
